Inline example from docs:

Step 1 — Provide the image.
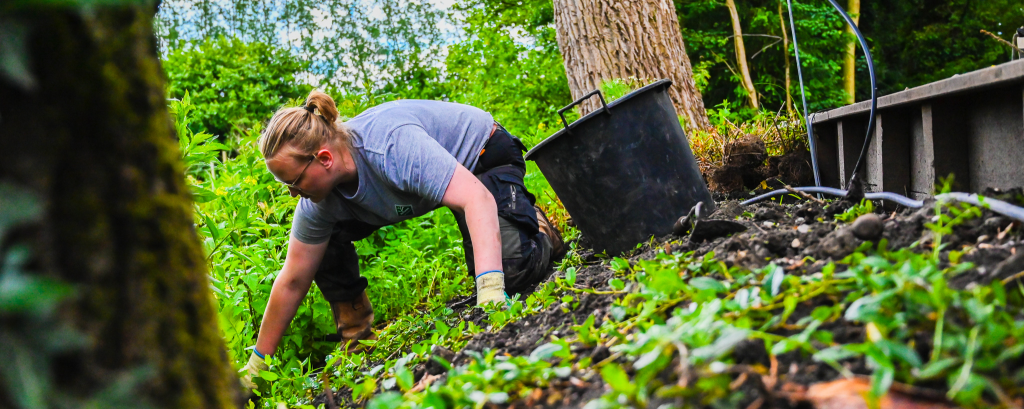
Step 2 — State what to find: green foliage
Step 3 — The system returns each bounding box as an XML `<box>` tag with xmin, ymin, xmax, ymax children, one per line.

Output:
<box><xmin>678</xmin><ymin>0</ymin><xmax>848</xmax><ymax>118</ymax></box>
<box><xmin>444</xmin><ymin>0</ymin><xmax>571</xmax><ymax>142</ymax></box>
<box><xmin>368</xmin><ymin>348</ymin><xmax>574</xmax><ymax>408</ymax></box>
<box><xmin>163</xmin><ymin>37</ymin><xmax>312</xmax><ymax>137</ymax></box>
<box><xmin>156</xmin><ymin>0</ymin><xmax>446</xmax><ymax>95</ymax></box>
<box><xmin>598</xmin><ymin>78</ymin><xmax>646</xmax><ymax>103</ymax></box>
<box><xmin>863</xmin><ymin>0</ymin><xmax>1024</xmax><ymax>98</ymax></box>
<box><xmin>834</xmin><ymin>198</ymin><xmax>875</xmax><ymax>223</ymax></box>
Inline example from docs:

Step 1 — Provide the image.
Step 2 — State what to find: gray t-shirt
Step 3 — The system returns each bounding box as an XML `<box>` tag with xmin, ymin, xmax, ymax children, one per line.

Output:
<box><xmin>291</xmin><ymin>100</ymin><xmax>494</xmax><ymax>244</ymax></box>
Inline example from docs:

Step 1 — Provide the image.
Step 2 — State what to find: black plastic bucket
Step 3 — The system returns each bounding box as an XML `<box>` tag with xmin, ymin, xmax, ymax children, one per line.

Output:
<box><xmin>525</xmin><ymin>79</ymin><xmax>715</xmax><ymax>254</ymax></box>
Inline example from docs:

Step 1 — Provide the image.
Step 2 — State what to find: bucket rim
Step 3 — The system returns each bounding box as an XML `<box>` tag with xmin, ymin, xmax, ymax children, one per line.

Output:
<box><xmin>524</xmin><ymin>79</ymin><xmax>674</xmax><ymax>161</ymax></box>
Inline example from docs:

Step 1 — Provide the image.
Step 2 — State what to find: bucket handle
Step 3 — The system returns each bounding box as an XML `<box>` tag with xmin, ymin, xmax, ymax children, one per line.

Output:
<box><xmin>557</xmin><ymin>89</ymin><xmax>610</xmax><ymax>131</ymax></box>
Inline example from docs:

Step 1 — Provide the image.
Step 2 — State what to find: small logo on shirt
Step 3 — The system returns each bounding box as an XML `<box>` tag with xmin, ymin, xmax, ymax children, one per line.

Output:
<box><xmin>395</xmin><ymin>205</ymin><xmax>414</xmax><ymax>216</ymax></box>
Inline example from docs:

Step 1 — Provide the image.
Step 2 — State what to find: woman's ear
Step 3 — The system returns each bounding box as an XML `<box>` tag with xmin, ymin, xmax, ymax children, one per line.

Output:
<box><xmin>315</xmin><ymin>148</ymin><xmax>334</xmax><ymax>169</ymax></box>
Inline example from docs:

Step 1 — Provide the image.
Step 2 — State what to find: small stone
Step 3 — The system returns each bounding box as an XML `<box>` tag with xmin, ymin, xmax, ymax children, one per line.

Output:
<box><xmin>755</xmin><ymin>208</ymin><xmax>781</xmax><ymax>221</ymax></box>
<box><xmin>791</xmin><ymin>238</ymin><xmax>802</xmax><ymax>248</ymax></box>
<box><xmin>851</xmin><ymin>213</ymin><xmax>884</xmax><ymax>241</ymax></box>
<box><xmin>762</xmin><ymin>221</ymin><xmax>775</xmax><ymax>228</ymax></box>
<box><xmin>793</xmin><ymin>217</ymin><xmax>806</xmax><ymax>225</ymax></box>
<box><xmin>820</xmin><ymin>227</ymin><xmax>859</xmax><ymax>259</ymax></box>
<box><xmin>797</xmin><ymin>224</ymin><xmax>811</xmax><ymax>233</ymax></box>
<box><xmin>984</xmin><ymin>216</ymin><xmax>1010</xmax><ymax>229</ymax></box>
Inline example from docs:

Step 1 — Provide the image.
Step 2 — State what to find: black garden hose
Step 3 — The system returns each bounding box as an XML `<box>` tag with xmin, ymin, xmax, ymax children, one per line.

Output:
<box><xmin>740</xmin><ymin>187</ymin><xmax>1024</xmax><ymax>223</ymax></box>
<box><xmin>786</xmin><ymin>0</ymin><xmax>877</xmax><ymax>193</ymax></box>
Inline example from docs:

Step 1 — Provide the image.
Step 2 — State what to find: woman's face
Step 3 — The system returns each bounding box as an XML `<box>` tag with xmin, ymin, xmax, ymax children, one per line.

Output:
<box><xmin>266</xmin><ymin>147</ymin><xmax>334</xmax><ymax>203</ymax></box>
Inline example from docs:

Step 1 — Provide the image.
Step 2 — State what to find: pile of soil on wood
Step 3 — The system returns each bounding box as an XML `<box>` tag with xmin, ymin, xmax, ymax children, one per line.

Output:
<box><xmin>318</xmin><ymin>189</ymin><xmax>1024</xmax><ymax>408</ymax></box>
<box><xmin>707</xmin><ymin>134</ymin><xmax>814</xmax><ymax>193</ymax></box>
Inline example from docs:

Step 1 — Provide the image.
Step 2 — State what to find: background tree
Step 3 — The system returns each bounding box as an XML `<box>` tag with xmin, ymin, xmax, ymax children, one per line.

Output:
<box><xmin>777</xmin><ymin>1</ymin><xmax>793</xmax><ymax>115</ymax></box>
<box><xmin>552</xmin><ymin>0</ymin><xmax>711</xmax><ymax>132</ymax></box>
<box><xmin>858</xmin><ymin>0</ymin><xmax>1024</xmax><ymax>99</ymax></box>
<box><xmin>725</xmin><ymin>0</ymin><xmax>759</xmax><ymax>110</ymax></box>
<box><xmin>163</xmin><ymin>37</ymin><xmax>312</xmax><ymax>137</ymax></box>
<box><xmin>0</xmin><ymin>2</ymin><xmax>240</xmax><ymax>408</ymax></box>
<box><xmin>443</xmin><ymin>0</ymin><xmax>572</xmax><ymax>138</ymax></box>
<box><xmin>156</xmin><ymin>0</ymin><xmax>446</xmax><ymax>96</ymax></box>
<box><xmin>842</xmin><ymin>0</ymin><xmax>859</xmax><ymax>104</ymax></box>
<box><xmin>678</xmin><ymin>0</ymin><xmax>848</xmax><ymax>118</ymax></box>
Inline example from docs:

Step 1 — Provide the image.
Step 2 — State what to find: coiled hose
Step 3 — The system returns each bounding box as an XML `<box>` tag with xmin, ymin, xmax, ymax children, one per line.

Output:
<box><xmin>740</xmin><ymin>187</ymin><xmax>1024</xmax><ymax>223</ymax></box>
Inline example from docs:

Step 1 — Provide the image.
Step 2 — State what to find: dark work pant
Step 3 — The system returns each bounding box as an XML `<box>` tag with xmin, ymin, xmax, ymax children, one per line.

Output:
<box><xmin>312</xmin><ymin>125</ymin><xmax>553</xmax><ymax>302</ymax></box>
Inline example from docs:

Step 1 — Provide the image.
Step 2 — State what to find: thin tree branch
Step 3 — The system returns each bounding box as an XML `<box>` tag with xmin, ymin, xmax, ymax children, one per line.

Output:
<box><xmin>981</xmin><ymin>29</ymin><xmax>1021</xmax><ymax>53</ymax></box>
<box><xmin>751</xmin><ymin>38</ymin><xmax>784</xmax><ymax>60</ymax></box>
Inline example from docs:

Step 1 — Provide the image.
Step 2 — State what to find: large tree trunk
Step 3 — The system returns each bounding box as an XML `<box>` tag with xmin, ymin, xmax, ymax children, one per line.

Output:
<box><xmin>725</xmin><ymin>0</ymin><xmax>758</xmax><ymax>110</ymax></box>
<box><xmin>843</xmin><ymin>0</ymin><xmax>860</xmax><ymax>104</ymax></box>
<box><xmin>0</xmin><ymin>3</ymin><xmax>240</xmax><ymax>409</ymax></box>
<box><xmin>552</xmin><ymin>0</ymin><xmax>711</xmax><ymax>132</ymax></box>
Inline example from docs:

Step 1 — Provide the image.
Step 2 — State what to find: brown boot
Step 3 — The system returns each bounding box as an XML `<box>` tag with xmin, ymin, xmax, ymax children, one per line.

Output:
<box><xmin>535</xmin><ymin>206</ymin><xmax>565</xmax><ymax>258</ymax></box>
<box><xmin>329</xmin><ymin>291</ymin><xmax>376</xmax><ymax>353</ymax></box>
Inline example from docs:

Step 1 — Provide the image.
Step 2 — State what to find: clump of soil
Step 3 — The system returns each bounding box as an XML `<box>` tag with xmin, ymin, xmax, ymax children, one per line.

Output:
<box><xmin>708</xmin><ymin>134</ymin><xmax>813</xmax><ymax>193</ymax></box>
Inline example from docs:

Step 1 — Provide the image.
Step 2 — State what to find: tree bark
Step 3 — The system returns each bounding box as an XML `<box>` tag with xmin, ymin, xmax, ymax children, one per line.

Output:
<box><xmin>0</xmin><ymin>3</ymin><xmax>241</xmax><ymax>409</ymax></box>
<box><xmin>552</xmin><ymin>0</ymin><xmax>711</xmax><ymax>132</ymax></box>
<box><xmin>778</xmin><ymin>1</ymin><xmax>793</xmax><ymax>116</ymax></box>
<box><xmin>843</xmin><ymin>0</ymin><xmax>860</xmax><ymax>104</ymax></box>
<box><xmin>725</xmin><ymin>0</ymin><xmax>758</xmax><ymax>110</ymax></box>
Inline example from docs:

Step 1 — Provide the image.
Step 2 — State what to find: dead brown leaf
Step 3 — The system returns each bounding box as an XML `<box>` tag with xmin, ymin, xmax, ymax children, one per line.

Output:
<box><xmin>786</xmin><ymin>378</ymin><xmax>958</xmax><ymax>409</ymax></box>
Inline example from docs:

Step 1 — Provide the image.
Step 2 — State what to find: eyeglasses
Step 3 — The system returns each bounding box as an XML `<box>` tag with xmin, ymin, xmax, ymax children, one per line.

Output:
<box><xmin>277</xmin><ymin>155</ymin><xmax>316</xmax><ymax>192</ymax></box>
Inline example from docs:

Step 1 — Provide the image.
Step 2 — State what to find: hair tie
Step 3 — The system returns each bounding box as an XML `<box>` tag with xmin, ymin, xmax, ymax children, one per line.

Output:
<box><xmin>302</xmin><ymin>104</ymin><xmax>315</xmax><ymax>113</ymax></box>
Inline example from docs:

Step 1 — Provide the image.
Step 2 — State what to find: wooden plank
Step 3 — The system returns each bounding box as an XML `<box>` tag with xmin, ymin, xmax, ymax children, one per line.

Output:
<box><xmin>812</xmin><ymin>59</ymin><xmax>1024</xmax><ymax>124</ymax></box>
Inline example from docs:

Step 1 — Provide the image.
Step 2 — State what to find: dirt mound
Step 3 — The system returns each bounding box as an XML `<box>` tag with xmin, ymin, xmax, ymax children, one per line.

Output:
<box><xmin>708</xmin><ymin>134</ymin><xmax>814</xmax><ymax>193</ymax></box>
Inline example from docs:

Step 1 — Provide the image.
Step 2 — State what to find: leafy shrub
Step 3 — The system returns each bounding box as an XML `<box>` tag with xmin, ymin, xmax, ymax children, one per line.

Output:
<box><xmin>444</xmin><ymin>0</ymin><xmax>571</xmax><ymax>142</ymax></box>
<box><xmin>164</xmin><ymin>37</ymin><xmax>312</xmax><ymax>138</ymax></box>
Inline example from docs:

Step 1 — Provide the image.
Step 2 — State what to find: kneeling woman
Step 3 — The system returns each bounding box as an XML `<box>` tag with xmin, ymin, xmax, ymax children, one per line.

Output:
<box><xmin>240</xmin><ymin>91</ymin><xmax>563</xmax><ymax>387</ymax></box>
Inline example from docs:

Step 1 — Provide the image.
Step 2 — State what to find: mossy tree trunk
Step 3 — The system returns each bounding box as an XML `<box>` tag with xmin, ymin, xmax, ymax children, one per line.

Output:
<box><xmin>0</xmin><ymin>2</ymin><xmax>241</xmax><ymax>408</ymax></box>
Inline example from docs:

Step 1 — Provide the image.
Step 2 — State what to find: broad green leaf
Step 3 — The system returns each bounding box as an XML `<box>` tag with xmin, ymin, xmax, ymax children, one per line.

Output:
<box><xmin>690</xmin><ymin>276</ymin><xmax>727</xmax><ymax>293</ymax></box>
<box><xmin>395</xmin><ymin>367</ymin><xmax>414</xmax><ymax>391</ymax></box>
<box><xmin>600</xmin><ymin>364</ymin><xmax>636</xmax><ymax>395</ymax></box>
<box><xmin>692</xmin><ymin>328</ymin><xmax>749</xmax><ymax>362</ymax></box>
<box><xmin>916</xmin><ymin>358</ymin><xmax>960</xmax><ymax>379</ymax></box>
<box><xmin>530</xmin><ymin>343</ymin><xmax>565</xmax><ymax>361</ymax></box>
<box><xmin>870</xmin><ymin>366</ymin><xmax>894</xmax><ymax>399</ymax></box>
<box><xmin>257</xmin><ymin>370</ymin><xmax>278</xmax><ymax>381</ymax></box>
<box><xmin>633</xmin><ymin>345</ymin><xmax>664</xmax><ymax>370</ymax></box>
<box><xmin>813</xmin><ymin>346</ymin><xmax>859</xmax><ymax>363</ymax></box>
<box><xmin>766</xmin><ymin>265</ymin><xmax>785</xmax><ymax>297</ymax></box>
<box><xmin>367</xmin><ymin>392</ymin><xmax>403</xmax><ymax>409</ymax></box>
